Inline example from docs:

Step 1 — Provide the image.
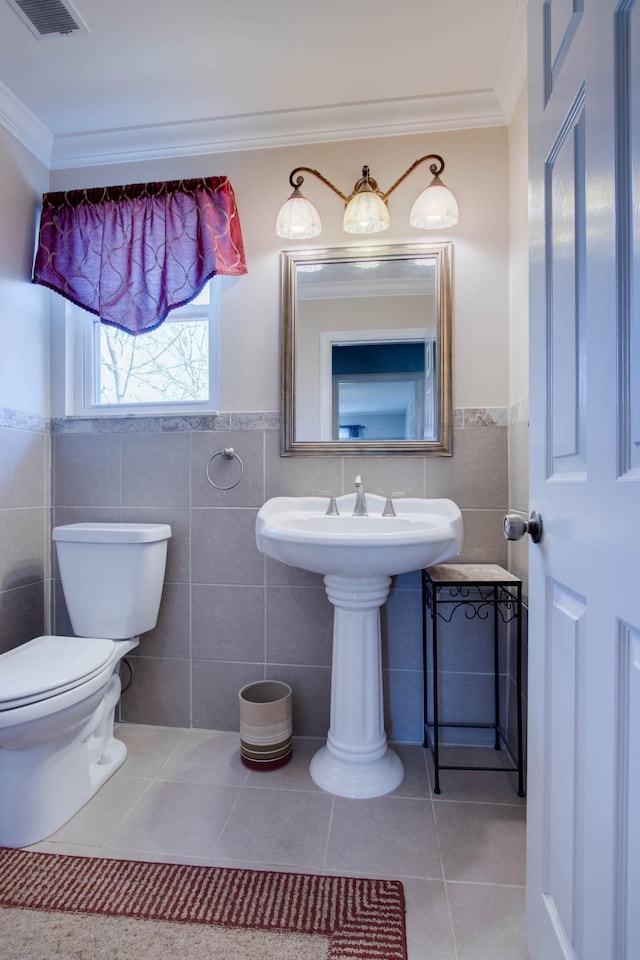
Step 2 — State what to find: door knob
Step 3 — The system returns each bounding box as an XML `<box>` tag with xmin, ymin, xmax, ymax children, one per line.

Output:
<box><xmin>503</xmin><ymin>511</ymin><xmax>543</xmax><ymax>543</ymax></box>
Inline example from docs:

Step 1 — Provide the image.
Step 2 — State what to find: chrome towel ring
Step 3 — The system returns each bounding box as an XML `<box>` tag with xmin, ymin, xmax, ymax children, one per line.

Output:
<box><xmin>205</xmin><ymin>447</ymin><xmax>244</xmax><ymax>490</ymax></box>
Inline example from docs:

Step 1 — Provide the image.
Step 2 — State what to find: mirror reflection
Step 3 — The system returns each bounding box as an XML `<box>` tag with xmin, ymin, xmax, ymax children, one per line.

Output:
<box><xmin>281</xmin><ymin>242</ymin><xmax>452</xmax><ymax>455</ymax></box>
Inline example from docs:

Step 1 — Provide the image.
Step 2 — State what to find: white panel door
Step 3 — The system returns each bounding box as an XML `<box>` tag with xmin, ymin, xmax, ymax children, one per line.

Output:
<box><xmin>527</xmin><ymin>2</ymin><xmax>640</xmax><ymax>958</ymax></box>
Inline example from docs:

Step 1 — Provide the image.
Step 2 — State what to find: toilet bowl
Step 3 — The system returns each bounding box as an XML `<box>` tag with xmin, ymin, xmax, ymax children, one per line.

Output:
<box><xmin>0</xmin><ymin>522</ymin><xmax>171</xmax><ymax>848</ymax></box>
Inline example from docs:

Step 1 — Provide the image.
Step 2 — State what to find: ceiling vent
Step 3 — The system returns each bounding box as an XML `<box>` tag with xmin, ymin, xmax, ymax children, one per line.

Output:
<box><xmin>6</xmin><ymin>0</ymin><xmax>90</xmax><ymax>39</ymax></box>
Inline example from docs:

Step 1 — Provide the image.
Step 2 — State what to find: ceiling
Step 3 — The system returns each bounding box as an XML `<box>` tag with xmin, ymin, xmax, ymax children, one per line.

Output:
<box><xmin>0</xmin><ymin>0</ymin><xmax>526</xmax><ymax>169</ymax></box>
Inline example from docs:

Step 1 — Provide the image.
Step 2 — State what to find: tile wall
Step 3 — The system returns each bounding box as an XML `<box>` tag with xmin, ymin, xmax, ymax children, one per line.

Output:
<box><xmin>507</xmin><ymin>398</ymin><xmax>530</xmax><ymax>764</ymax></box>
<box><xmin>49</xmin><ymin>409</ymin><xmax>521</xmax><ymax>746</ymax></box>
<box><xmin>0</xmin><ymin>409</ymin><xmax>49</xmax><ymax>655</ymax></box>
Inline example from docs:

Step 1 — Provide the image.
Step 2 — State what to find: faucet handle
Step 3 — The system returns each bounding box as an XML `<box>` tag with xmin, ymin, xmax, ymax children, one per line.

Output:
<box><xmin>316</xmin><ymin>490</ymin><xmax>340</xmax><ymax>515</ymax></box>
<box><xmin>382</xmin><ymin>492</ymin><xmax>408</xmax><ymax>517</ymax></box>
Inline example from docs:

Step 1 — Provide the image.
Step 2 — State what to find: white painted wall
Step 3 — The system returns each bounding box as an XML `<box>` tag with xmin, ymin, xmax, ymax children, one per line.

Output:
<box><xmin>508</xmin><ymin>85</ymin><xmax>529</xmax><ymax>408</ymax></box>
<box><xmin>0</xmin><ymin>125</ymin><xmax>50</xmax><ymax>415</ymax></box>
<box><xmin>48</xmin><ymin>125</ymin><xmax>510</xmax><ymax>416</ymax></box>
<box><xmin>507</xmin><ymin>84</ymin><xmax>530</xmax><ymax>588</ymax></box>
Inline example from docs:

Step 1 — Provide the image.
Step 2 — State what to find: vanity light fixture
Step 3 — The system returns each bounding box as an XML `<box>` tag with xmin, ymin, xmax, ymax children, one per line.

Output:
<box><xmin>275</xmin><ymin>154</ymin><xmax>459</xmax><ymax>239</ymax></box>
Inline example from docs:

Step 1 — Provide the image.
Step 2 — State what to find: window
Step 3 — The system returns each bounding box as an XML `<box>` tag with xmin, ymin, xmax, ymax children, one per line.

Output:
<box><xmin>68</xmin><ymin>279</ymin><xmax>220</xmax><ymax>416</ymax></box>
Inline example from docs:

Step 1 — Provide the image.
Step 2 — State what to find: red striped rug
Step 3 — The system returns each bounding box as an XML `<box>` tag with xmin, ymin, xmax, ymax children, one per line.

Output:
<box><xmin>0</xmin><ymin>848</ymin><xmax>407</xmax><ymax>960</ymax></box>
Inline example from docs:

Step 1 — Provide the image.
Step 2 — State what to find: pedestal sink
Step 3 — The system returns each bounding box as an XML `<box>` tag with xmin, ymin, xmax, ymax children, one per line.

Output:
<box><xmin>256</xmin><ymin>491</ymin><xmax>463</xmax><ymax>799</ymax></box>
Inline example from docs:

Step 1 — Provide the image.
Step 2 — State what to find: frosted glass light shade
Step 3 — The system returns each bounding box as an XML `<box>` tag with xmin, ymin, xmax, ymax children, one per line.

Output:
<box><xmin>276</xmin><ymin>191</ymin><xmax>322</xmax><ymax>239</ymax></box>
<box><xmin>343</xmin><ymin>190</ymin><xmax>390</xmax><ymax>234</ymax></box>
<box><xmin>410</xmin><ymin>181</ymin><xmax>459</xmax><ymax>230</ymax></box>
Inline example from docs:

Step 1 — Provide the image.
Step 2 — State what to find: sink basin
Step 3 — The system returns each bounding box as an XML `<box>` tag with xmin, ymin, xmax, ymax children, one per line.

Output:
<box><xmin>256</xmin><ymin>490</ymin><xmax>462</xmax><ymax>799</ymax></box>
<box><xmin>256</xmin><ymin>493</ymin><xmax>463</xmax><ymax>578</ymax></box>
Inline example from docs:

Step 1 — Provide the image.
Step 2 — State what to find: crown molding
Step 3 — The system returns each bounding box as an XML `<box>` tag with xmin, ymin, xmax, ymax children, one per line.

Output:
<box><xmin>49</xmin><ymin>90</ymin><xmax>508</xmax><ymax>170</ymax></box>
<box><xmin>0</xmin><ymin>78</ymin><xmax>52</xmax><ymax>165</ymax></box>
<box><xmin>494</xmin><ymin>0</ymin><xmax>528</xmax><ymax>120</ymax></box>
<box><xmin>1</xmin><ymin>76</ymin><xmax>525</xmax><ymax>172</ymax></box>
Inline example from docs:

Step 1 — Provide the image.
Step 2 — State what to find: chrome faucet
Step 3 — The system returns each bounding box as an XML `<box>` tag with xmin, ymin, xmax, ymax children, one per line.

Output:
<box><xmin>316</xmin><ymin>490</ymin><xmax>340</xmax><ymax>515</ymax></box>
<box><xmin>382</xmin><ymin>492</ymin><xmax>408</xmax><ymax>517</ymax></box>
<box><xmin>352</xmin><ymin>475</ymin><xmax>368</xmax><ymax>516</ymax></box>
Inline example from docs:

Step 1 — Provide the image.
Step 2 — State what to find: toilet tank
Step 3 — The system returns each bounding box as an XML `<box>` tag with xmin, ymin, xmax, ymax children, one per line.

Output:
<box><xmin>52</xmin><ymin>523</ymin><xmax>172</xmax><ymax>640</ymax></box>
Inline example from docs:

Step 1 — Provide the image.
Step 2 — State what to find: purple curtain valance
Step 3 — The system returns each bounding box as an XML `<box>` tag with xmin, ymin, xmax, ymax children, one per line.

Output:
<box><xmin>33</xmin><ymin>176</ymin><xmax>247</xmax><ymax>335</ymax></box>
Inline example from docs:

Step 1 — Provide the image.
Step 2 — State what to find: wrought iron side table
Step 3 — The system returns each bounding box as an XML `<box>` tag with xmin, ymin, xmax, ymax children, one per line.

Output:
<box><xmin>422</xmin><ymin>563</ymin><xmax>525</xmax><ymax>797</ymax></box>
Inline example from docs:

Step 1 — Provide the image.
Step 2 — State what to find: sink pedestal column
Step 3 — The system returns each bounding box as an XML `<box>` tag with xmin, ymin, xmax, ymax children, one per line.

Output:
<box><xmin>310</xmin><ymin>574</ymin><xmax>404</xmax><ymax>798</ymax></box>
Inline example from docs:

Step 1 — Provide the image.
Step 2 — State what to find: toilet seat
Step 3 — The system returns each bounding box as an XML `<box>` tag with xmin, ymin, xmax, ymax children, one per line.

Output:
<box><xmin>0</xmin><ymin>636</ymin><xmax>116</xmax><ymax>711</ymax></box>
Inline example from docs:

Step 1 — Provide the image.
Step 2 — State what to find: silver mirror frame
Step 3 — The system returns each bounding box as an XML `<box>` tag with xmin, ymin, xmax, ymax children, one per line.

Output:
<box><xmin>280</xmin><ymin>241</ymin><xmax>453</xmax><ymax>456</ymax></box>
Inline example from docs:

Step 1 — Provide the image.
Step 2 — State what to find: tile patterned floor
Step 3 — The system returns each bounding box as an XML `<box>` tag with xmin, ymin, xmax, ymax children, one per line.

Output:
<box><xmin>29</xmin><ymin>725</ymin><xmax>530</xmax><ymax>960</ymax></box>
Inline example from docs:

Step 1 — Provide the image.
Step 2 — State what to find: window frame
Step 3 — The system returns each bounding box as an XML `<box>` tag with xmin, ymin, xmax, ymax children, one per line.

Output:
<box><xmin>66</xmin><ymin>278</ymin><xmax>221</xmax><ymax>417</ymax></box>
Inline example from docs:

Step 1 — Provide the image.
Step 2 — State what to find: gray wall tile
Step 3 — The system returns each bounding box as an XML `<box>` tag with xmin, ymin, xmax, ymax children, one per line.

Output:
<box><xmin>507</xmin><ymin>531</ymin><xmax>529</xmax><ymax>602</ymax></box>
<box><xmin>53</xmin><ymin>506</ymin><xmax>122</xmax><ymax>526</ymax></box>
<box><xmin>0</xmin><ymin>419</ymin><xmax>48</xmax><ymax>652</ymax></box>
<box><xmin>383</xmin><ymin>586</ymin><xmax>423</xmax><ymax>670</ymax></box>
<box><xmin>0</xmin><ymin>582</ymin><xmax>45</xmax><ymax>652</ymax></box>
<box><xmin>423</xmin><ymin>595</ymin><xmax>508</xmax><ymax>674</ymax></box>
<box><xmin>44</xmin><ymin>414</ymin><xmax>524</xmax><ymax>749</ymax></box>
<box><xmin>343</xmin><ymin>457</ymin><xmax>424</xmax><ymax>498</ymax></box>
<box><xmin>120</xmin><ymin>655</ymin><xmax>191</xmax><ymax>727</ymax></box>
<box><xmin>52</xmin><ymin>578</ymin><xmax>73</xmax><ymax>636</ymax></box>
<box><xmin>507</xmin><ymin>417</ymin><xmax>529</xmax><ymax>598</ymax></box>
<box><xmin>265</xmin><ymin>663</ymin><xmax>332</xmax><ymax>738</ymax></box>
<box><xmin>191</xmin><ymin>659</ymin><xmax>263</xmax><ymax>730</ymax></box>
<box><xmin>137</xmin><ymin>581</ymin><xmax>191</xmax><ymax>659</ymax></box>
<box><xmin>121</xmin><ymin>432</ymin><xmax>190</xmax><ymax>507</ymax></box>
<box><xmin>0</xmin><ymin>507</ymin><xmax>46</xmax><ymax>589</ymax></box>
<box><xmin>426</xmin><ymin>672</ymin><xmax>508</xmax><ymax>746</ymax></box>
<box><xmin>422</xmin><ymin>427</ymin><xmax>508</xmax><ymax>508</ymax></box>
<box><xmin>458</xmin><ymin>510</ymin><xmax>508</xmax><ymax>565</ymax></box>
<box><xmin>508</xmin><ymin>419</ymin><xmax>528</xmax><ymax>512</ymax></box>
<box><xmin>0</xmin><ymin>427</ymin><xmax>47</xmax><ymax>508</ymax></box>
<box><xmin>54</xmin><ymin>433</ymin><xmax>121</xmax><ymax>506</ymax></box>
<box><xmin>120</xmin><ymin>506</ymin><xmax>190</xmax><ymax>583</ymax></box>
<box><xmin>52</xmin><ymin>506</ymin><xmax>121</xmax><ymax>578</ymax></box>
<box><xmin>449</xmin><ymin>427</ymin><xmax>508</xmax><ymax>508</ymax></box>
<box><xmin>191</xmin><ymin>507</ymin><xmax>263</xmax><ymax>584</ymax></box>
<box><xmin>394</xmin><ymin>569</ymin><xmax>422</xmax><ymax>590</ymax></box>
<box><xmin>191</xmin><ymin>430</ymin><xmax>265</xmax><ymax>507</ymax></box>
<box><xmin>384</xmin><ymin>668</ymin><xmax>424</xmax><ymax>742</ymax></box>
<box><xmin>191</xmin><ymin>583</ymin><xmax>265</xmax><ymax>662</ymax></box>
<box><xmin>265</xmin><ymin>555</ymin><xmax>324</xmax><ymax>587</ymax></box>
<box><xmin>265</xmin><ymin>431</ymin><xmax>342</xmax><ymax>498</ymax></box>
<box><xmin>266</xmin><ymin>586</ymin><xmax>333</xmax><ymax>666</ymax></box>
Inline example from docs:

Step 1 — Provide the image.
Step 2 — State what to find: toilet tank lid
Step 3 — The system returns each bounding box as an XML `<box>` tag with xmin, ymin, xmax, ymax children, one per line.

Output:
<box><xmin>53</xmin><ymin>522</ymin><xmax>172</xmax><ymax>543</ymax></box>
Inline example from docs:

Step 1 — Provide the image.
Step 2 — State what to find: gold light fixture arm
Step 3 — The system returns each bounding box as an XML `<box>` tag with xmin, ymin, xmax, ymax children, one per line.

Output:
<box><xmin>277</xmin><ymin>153</ymin><xmax>456</xmax><ymax>238</ymax></box>
<box><xmin>288</xmin><ymin>167</ymin><xmax>350</xmax><ymax>204</ymax></box>
<box><xmin>380</xmin><ymin>154</ymin><xmax>446</xmax><ymax>202</ymax></box>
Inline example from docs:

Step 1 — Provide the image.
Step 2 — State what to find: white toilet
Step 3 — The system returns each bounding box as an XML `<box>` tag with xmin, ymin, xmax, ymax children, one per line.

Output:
<box><xmin>0</xmin><ymin>521</ymin><xmax>171</xmax><ymax>848</ymax></box>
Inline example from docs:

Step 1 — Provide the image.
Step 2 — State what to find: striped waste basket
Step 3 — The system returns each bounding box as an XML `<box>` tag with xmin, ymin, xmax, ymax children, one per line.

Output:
<box><xmin>238</xmin><ymin>680</ymin><xmax>293</xmax><ymax>770</ymax></box>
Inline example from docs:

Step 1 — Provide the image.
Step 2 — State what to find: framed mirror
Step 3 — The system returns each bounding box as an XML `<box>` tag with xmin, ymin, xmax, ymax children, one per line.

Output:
<box><xmin>281</xmin><ymin>242</ymin><xmax>452</xmax><ymax>456</ymax></box>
